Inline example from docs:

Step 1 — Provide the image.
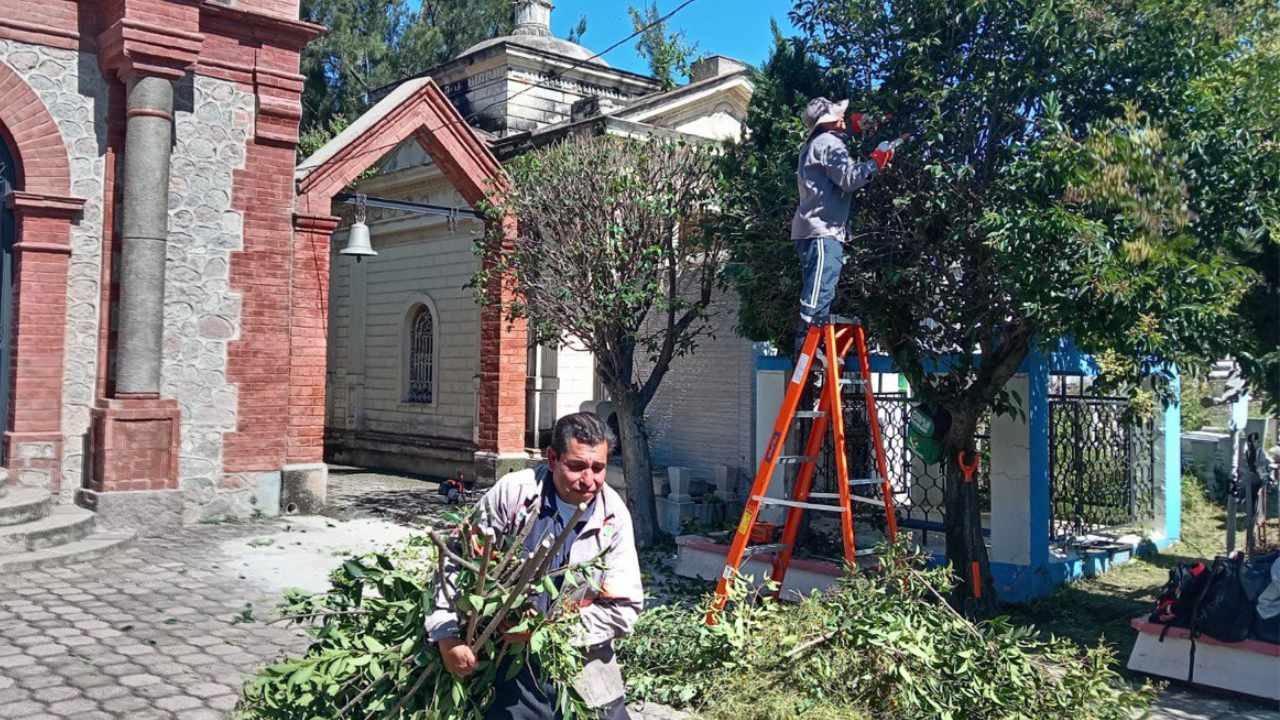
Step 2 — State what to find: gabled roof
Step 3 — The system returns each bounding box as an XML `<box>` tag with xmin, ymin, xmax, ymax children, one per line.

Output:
<box><xmin>294</xmin><ymin>77</ymin><xmax>505</xmax><ymax>217</ymax></box>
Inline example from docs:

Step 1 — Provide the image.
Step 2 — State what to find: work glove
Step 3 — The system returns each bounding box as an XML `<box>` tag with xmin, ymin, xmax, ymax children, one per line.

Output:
<box><xmin>871</xmin><ymin>140</ymin><xmax>896</xmax><ymax>170</ymax></box>
<box><xmin>871</xmin><ymin>136</ymin><xmax>907</xmax><ymax>171</ymax></box>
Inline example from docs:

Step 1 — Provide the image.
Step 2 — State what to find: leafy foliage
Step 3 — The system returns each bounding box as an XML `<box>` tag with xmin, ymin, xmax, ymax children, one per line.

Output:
<box><xmin>629</xmin><ymin>1</ymin><xmax>700</xmax><ymax>90</ymax></box>
<box><xmin>299</xmin><ymin>0</ymin><xmax>512</xmax><ymax>138</ymax></box>
<box><xmin>235</xmin><ymin>514</ymin><xmax>598</xmax><ymax>719</ymax></box>
<box><xmin>619</xmin><ymin>543</ymin><xmax>1153</xmax><ymax>720</ymax></box>
<box><xmin>720</xmin><ymin>0</ymin><xmax>1277</xmax><ymax>608</ymax></box>
<box><xmin>473</xmin><ymin>134</ymin><xmax>728</xmax><ymax>547</ymax></box>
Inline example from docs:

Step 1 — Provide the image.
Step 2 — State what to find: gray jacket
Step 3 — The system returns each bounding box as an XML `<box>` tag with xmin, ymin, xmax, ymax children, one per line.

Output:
<box><xmin>790</xmin><ymin>131</ymin><xmax>878</xmax><ymax>242</ymax></box>
<box><xmin>424</xmin><ymin>467</ymin><xmax>643</xmax><ymax>707</ymax></box>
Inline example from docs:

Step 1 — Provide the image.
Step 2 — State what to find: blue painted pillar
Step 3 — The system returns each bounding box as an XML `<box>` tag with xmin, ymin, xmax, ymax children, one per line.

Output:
<box><xmin>1027</xmin><ymin>348</ymin><xmax>1051</xmax><ymax>567</ymax></box>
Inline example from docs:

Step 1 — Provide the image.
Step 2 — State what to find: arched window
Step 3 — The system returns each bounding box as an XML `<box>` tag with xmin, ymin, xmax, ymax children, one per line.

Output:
<box><xmin>405</xmin><ymin>304</ymin><xmax>435</xmax><ymax>404</ymax></box>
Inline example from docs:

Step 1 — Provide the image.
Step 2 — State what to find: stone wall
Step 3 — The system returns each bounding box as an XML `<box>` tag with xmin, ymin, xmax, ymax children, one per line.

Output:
<box><xmin>162</xmin><ymin>74</ymin><xmax>255</xmax><ymax>522</ymax></box>
<box><xmin>0</xmin><ymin>40</ymin><xmax>108</xmax><ymax>502</ymax></box>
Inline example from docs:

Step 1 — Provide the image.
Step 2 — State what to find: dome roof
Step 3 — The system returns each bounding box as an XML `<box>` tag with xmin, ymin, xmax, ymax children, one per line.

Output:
<box><xmin>457</xmin><ymin>34</ymin><xmax>607</xmax><ymax>66</ymax></box>
<box><xmin>456</xmin><ymin>1</ymin><xmax>607</xmax><ymax>67</ymax></box>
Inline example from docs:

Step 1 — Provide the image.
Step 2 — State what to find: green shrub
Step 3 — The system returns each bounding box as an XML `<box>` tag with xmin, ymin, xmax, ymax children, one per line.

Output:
<box><xmin>619</xmin><ymin>543</ymin><xmax>1152</xmax><ymax>720</ymax></box>
<box><xmin>235</xmin><ymin>515</ymin><xmax>597</xmax><ymax>720</ymax></box>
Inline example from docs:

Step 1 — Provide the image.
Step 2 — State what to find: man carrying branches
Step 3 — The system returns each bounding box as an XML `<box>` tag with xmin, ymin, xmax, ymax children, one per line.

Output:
<box><xmin>426</xmin><ymin>412</ymin><xmax>643</xmax><ymax>719</ymax></box>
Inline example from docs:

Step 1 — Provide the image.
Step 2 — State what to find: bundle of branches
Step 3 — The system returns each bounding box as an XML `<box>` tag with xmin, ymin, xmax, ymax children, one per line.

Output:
<box><xmin>619</xmin><ymin>542</ymin><xmax>1153</xmax><ymax>720</ymax></box>
<box><xmin>235</xmin><ymin>506</ymin><xmax>602</xmax><ymax>720</ymax></box>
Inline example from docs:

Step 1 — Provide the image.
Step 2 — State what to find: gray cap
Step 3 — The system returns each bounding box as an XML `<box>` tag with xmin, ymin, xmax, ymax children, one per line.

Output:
<box><xmin>802</xmin><ymin>97</ymin><xmax>849</xmax><ymax>132</ymax></box>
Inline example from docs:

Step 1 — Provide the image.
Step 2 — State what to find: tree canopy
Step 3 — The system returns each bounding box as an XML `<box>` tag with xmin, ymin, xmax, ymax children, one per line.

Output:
<box><xmin>299</xmin><ymin>0</ymin><xmax>512</xmax><ymax>139</ymax></box>
<box><xmin>722</xmin><ymin>0</ymin><xmax>1278</xmax><ymax>609</ymax></box>
<box><xmin>475</xmin><ymin>134</ymin><xmax>728</xmax><ymax>547</ymax></box>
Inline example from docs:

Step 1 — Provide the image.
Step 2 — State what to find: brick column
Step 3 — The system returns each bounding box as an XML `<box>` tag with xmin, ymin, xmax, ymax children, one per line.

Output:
<box><xmin>84</xmin><ymin>68</ymin><xmax>185</xmax><ymax>531</ymax></box>
<box><xmin>474</xmin><ymin>215</ymin><xmax>530</xmax><ymax>484</ymax></box>
<box><xmin>87</xmin><ymin>12</ymin><xmax>201</xmax><ymax>529</ymax></box>
<box><xmin>4</xmin><ymin>192</ymin><xmax>83</xmax><ymax>494</ymax></box>
<box><xmin>280</xmin><ymin>212</ymin><xmax>338</xmax><ymax>514</ymax></box>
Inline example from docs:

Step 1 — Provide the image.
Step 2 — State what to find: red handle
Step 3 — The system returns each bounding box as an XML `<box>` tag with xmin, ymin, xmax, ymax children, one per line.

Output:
<box><xmin>958</xmin><ymin>450</ymin><xmax>979</xmax><ymax>484</ymax></box>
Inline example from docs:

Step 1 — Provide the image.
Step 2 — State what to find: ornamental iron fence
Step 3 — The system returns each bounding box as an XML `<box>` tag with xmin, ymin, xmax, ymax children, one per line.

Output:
<box><xmin>797</xmin><ymin>382</ymin><xmax>990</xmax><ymax>545</ymax></box>
<box><xmin>1048</xmin><ymin>376</ymin><xmax>1156</xmax><ymax>539</ymax></box>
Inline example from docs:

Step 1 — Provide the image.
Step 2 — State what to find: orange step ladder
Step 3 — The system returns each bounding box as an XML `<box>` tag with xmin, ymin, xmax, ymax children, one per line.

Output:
<box><xmin>707</xmin><ymin>320</ymin><xmax>897</xmax><ymax>622</ymax></box>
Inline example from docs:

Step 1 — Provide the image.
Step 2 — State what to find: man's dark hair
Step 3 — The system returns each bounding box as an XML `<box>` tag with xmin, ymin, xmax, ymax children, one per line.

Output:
<box><xmin>549</xmin><ymin>412</ymin><xmax>615</xmax><ymax>456</ymax></box>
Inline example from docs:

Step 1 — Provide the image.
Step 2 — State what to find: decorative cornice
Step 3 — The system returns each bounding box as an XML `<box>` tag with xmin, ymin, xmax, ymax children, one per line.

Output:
<box><xmin>98</xmin><ymin>18</ymin><xmax>204</xmax><ymax>80</ymax></box>
<box><xmin>6</xmin><ymin>191</ymin><xmax>86</xmax><ymax>218</ymax></box>
<box><xmin>254</xmin><ymin>63</ymin><xmax>305</xmax><ymax>146</ymax></box>
<box><xmin>0</xmin><ymin>16</ymin><xmax>82</xmax><ymax>51</ymax></box>
<box><xmin>13</xmin><ymin>241</ymin><xmax>72</xmax><ymax>255</ymax></box>
<box><xmin>293</xmin><ymin>213</ymin><xmax>341</xmax><ymax>234</ymax></box>
<box><xmin>199</xmin><ymin>3</ymin><xmax>325</xmax><ymax>50</ymax></box>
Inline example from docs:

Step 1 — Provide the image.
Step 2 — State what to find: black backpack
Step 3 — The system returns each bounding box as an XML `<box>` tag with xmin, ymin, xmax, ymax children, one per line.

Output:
<box><xmin>1194</xmin><ymin>556</ymin><xmax>1252</xmax><ymax>643</ymax></box>
<box><xmin>1150</xmin><ymin>561</ymin><xmax>1211</xmax><ymax>627</ymax></box>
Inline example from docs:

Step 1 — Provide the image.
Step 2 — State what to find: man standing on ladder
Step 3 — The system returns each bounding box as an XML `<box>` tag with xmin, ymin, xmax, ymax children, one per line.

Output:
<box><xmin>792</xmin><ymin>97</ymin><xmax>898</xmax><ymax>328</ymax></box>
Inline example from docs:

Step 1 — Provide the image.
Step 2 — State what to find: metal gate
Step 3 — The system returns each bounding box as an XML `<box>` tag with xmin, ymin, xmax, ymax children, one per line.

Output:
<box><xmin>800</xmin><ymin>386</ymin><xmax>990</xmax><ymax>541</ymax></box>
<box><xmin>0</xmin><ymin>140</ymin><xmax>15</xmax><ymax>464</ymax></box>
<box><xmin>1048</xmin><ymin>378</ymin><xmax>1156</xmax><ymax>538</ymax></box>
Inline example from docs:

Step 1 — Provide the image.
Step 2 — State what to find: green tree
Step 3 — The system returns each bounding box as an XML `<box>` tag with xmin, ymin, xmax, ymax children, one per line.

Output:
<box><xmin>1179</xmin><ymin>30</ymin><xmax>1280</xmax><ymax>412</ymax></box>
<box><xmin>629</xmin><ymin>1</ymin><xmax>699</xmax><ymax>89</ymax></box>
<box><xmin>723</xmin><ymin>1</ymin><xmax>1275</xmax><ymax>611</ymax></box>
<box><xmin>475</xmin><ymin>135</ymin><xmax>729</xmax><ymax>548</ymax></box>
<box><xmin>299</xmin><ymin>0</ymin><xmax>512</xmax><ymax>138</ymax></box>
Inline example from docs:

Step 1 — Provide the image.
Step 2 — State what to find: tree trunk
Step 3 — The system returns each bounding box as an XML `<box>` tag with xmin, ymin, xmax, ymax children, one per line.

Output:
<box><xmin>942</xmin><ymin>407</ymin><xmax>998</xmax><ymax>616</ymax></box>
<box><xmin>612</xmin><ymin>394</ymin><xmax>658</xmax><ymax>548</ymax></box>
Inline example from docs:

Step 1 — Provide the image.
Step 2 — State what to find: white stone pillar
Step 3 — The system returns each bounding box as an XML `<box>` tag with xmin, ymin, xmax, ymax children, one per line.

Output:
<box><xmin>754</xmin><ymin>362</ymin><xmax>788</xmax><ymax>524</ymax></box>
<box><xmin>989</xmin><ymin>373</ymin><xmax>1033</xmax><ymax>565</ymax></box>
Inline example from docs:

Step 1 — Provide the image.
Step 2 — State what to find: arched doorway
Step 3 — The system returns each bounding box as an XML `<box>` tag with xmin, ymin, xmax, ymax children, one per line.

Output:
<box><xmin>0</xmin><ymin>133</ymin><xmax>17</xmax><ymax>463</ymax></box>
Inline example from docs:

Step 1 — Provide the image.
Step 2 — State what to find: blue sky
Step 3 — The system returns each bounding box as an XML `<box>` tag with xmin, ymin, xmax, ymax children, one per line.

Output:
<box><xmin>544</xmin><ymin>1</ymin><xmax>797</xmax><ymax>77</ymax></box>
<box><xmin>550</xmin><ymin>1</ymin><xmax>797</xmax><ymax>76</ymax></box>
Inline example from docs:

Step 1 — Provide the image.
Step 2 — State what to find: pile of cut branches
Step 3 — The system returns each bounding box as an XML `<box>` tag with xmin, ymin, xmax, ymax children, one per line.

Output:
<box><xmin>235</xmin><ymin>506</ymin><xmax>601</xmax><ymax>720</ymax></box>
<box><xmin>619</xmin><ymin>541</ymin><xmax>1154</xmax><ymax>720</ymax></box>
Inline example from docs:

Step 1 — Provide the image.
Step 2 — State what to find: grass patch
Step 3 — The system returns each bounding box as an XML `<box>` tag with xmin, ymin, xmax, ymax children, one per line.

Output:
<box><xmin>1004</xmin><ymin>475</ymin><xmax>1237</xmax><ymax>663</ymax></box>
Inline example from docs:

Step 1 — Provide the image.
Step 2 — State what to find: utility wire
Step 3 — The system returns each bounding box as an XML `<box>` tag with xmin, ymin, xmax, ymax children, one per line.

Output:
<box><xmin>310</xmin><ymin>0</ymin><xmax>700</xmax><ymax>176</ymax></box>
<box><xmin>367</xmin><ymin>0</ymin><xmax>700</xmax><ymax>124</ymax></box>
<box><xmin>463</xmin><ymin>0</ymin><xmax>700</xmax><ymax>124</ymax></box>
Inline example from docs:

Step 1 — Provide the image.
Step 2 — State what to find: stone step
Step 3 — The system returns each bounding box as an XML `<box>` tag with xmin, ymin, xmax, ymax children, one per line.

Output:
<box><xmin>0</xmin><ymin>530</ymin><xmax>134</xmax><ymax>573</ymax></box>
<box><xmin>0</xmin><ymin>505</ymin><xmax>96</xmax><ymax>553</ymax></box>
<box><xmin>0</xmin><ymin>487</ymin><xmax>53</xmax><ymax>526</ymax></box>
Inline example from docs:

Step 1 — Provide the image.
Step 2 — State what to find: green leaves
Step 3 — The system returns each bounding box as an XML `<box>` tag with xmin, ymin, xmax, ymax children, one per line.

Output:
<box><xmin>298</xmin><ymin>0</ymin><xmax>513</xmax><ymax>137</ymax></box>
<box><xmin>619</xmin><ymin>541</ymin><xmax>1153</xmax><ymax>719</ymax></box>
<box><xmin>235</xmin><ymin>523</ymin><xmax>595</xmax><ymax>720</ymax></box>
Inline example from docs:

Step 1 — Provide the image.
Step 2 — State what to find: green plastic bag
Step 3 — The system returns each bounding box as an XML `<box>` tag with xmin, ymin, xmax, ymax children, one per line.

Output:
<box><xmin>907</xmin><ymin>404</ymin><xmax>948</xmax><ymax>465</ymax></box>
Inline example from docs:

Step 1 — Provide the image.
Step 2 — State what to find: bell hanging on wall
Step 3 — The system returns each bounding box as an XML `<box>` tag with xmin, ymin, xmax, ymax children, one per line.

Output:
<box><xmin>340</xmin><ymin>193</ymin><xmax>377</xmax><ymax>262</ymax></box>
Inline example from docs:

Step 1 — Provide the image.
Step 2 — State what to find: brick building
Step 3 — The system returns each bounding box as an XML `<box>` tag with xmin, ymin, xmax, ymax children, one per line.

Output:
<box><xmin>0</xmin><ymin>0</ymin><xmax>345</xmax><ymax>563</ymax></box>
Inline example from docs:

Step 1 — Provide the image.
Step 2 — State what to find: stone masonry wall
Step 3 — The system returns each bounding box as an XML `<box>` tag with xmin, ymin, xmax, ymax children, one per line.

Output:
<box><xmin>0</xmin><ymin>40</ymin><xmax>108</xmax><ymax>502</ymax></box>
<box><xmin>162</xmin><ymin>74</ymin><xmax>255</xmax><ymax>523</ymax></box>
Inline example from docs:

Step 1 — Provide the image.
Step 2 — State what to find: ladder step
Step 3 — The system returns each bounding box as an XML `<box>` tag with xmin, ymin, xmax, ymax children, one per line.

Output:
<box><xmin>854</xmin><ymin>548</ymin><xmax>878</xmax><ymax>557</ymax></box>
<box><xmin>851</xmin><ymin>496</ymin><xmax>886</xmax><ymax>508</ymax></box>
<box><xmin>806</xmin><ymin>480</ymin><xmax>883</xmax><ymax>501</ymax></box>
<box><xmin>742</xmin><ymin>543</ymin><xmax>789</xmax><ymax>558</ymax></box>
<box><xmin>777</xmin><ymin>455</ymin><xmax>819</xmax><ymax>465</ymax></box>
<box><xmin>793</xmin><ymin>410</ymin><xmax>826</xmax><ymax>419</ymax></box>
<box><xmin>753</xmin><ymin>496</ymin><xmax>847</xmax><ymax>512</ymax></box>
